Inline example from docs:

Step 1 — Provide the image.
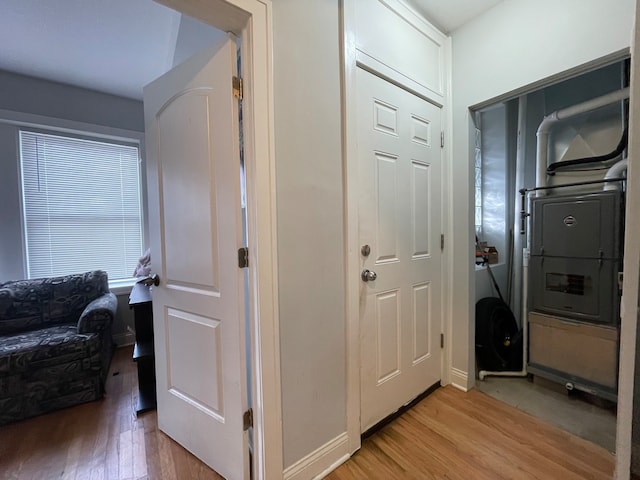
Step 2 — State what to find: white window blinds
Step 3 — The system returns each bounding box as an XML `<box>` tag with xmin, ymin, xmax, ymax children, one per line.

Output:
<box><xmin>20</xmin><ymin>131</ymin><xmax>143</xmax><ymax>281</ymax></box>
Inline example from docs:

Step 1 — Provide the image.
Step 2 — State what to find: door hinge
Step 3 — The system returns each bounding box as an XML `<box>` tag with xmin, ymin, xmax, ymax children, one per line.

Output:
<box><xmin>243</xmin><ymin>408</ymin><xmax>253</xmax><ymax>431</ymax></box>
<box><xmin>238</xmin><ymin>247</ymin><xmax>249</xmax><ymax>268</ymax></box>
<box><xmin>440</xmin><ymin>131</ymin><xmax>444</xmax><ymax>148</ymax></box>
<box><xmin>440</xmin><ymin>234</ymin><xmax>445</xmax><ymax>251</ymax></box>
<box><xmin>440</xmin><ymin>333</ymin><xmax>444</xmax><ymax>349</ymax></box>
<box><xmin>233</xmin><ymin>76</ymin><xmax>243</xmax><ymax>100</ymax></box>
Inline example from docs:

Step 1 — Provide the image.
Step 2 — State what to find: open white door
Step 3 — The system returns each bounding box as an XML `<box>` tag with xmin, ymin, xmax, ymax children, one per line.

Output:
<box><xmin>143</xmin><ymin>35</ymin><xmax>249</xmax><ymax>480</ymax></box>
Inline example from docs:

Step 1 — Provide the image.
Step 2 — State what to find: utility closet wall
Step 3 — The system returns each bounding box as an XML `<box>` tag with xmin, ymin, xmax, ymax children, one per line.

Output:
<box><xmin>0</xmin><ymin>70</ymin><xmax>144</xmax><ymax>346</ymax></box>
<box><xmin>475</xmin><ymin>103</ymin><xmax>517</xmax><ymax>307</ymax></box>
<box><xmin>450</xmin><ymin>0</ymin><xmax>634</xmax><ymax>390</ymax></box>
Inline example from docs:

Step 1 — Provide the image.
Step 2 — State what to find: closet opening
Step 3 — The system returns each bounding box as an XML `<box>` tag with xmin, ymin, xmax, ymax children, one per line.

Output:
<box><xmin>474</xmin><ymin>58</ymin><xmax>629</xmax><ymax>454</ymax></box>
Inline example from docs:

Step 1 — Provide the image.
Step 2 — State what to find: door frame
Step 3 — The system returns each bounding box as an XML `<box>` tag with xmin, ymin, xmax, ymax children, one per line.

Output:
<box><xmin>150</xmin><ymin>1</ymin><xmax>282</xmax><ymax>478</ymax></box>
<box><xmin>341</xmin><ymin>0</ymin><xmax>453</xmax><ymax>454</ymax></box>
<box><xmin>616</xmin><ymin>2</ymin><xmax>640</xmax><ymax>477</ymax></box>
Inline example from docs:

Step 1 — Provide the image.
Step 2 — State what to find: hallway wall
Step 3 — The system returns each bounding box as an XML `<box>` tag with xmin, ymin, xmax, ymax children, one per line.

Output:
<box><xmin>272</xmin><ymin>0</ymin><xmax>346</xmax><ymax>469</ymax></box>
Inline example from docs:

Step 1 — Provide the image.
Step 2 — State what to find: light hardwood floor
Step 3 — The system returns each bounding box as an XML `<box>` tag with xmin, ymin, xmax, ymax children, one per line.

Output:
<box><xmin>327</xmin><ymin>387</ymin><xmax>614</xmax><ymax>480</ymax></box>
<box><xmin>0</xmin><ymin>346</ymin><xmax>222</xmax><ymax>480</ymax></box>
<box><xmin>0</xmin><ymin>347</ymin><xmax>614</xmax><ymax>479</ymax></box>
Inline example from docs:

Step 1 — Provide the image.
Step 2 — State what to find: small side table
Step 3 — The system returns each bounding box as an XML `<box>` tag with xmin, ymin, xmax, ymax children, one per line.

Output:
<box><xmin>129</xmin><ymin>283</ymin><xmax>157</xmax><ymax>414</ymax></box>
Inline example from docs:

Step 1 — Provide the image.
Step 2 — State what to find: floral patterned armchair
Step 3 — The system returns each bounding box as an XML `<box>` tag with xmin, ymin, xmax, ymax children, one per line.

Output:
<box><xmin>0</xmin><ymin>270</ymin><xmax>117</xmax><ymax>425</ymax></box>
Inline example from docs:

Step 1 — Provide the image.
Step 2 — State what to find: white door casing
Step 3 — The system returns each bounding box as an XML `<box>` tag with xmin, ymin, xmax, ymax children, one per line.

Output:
<box><xmin>357</xmin><ymin>67</ymin><xmax>443</xmax><ymax>432</ymax></box>
<box><xmin>615</xmin><ymin>1</ymin><xmax>640</xmax><ymax>477</ymax></box>
<box><xmin>144</xmin><ymin>36</ymin><xmax>249</xmax><ymax>480</ymax></box>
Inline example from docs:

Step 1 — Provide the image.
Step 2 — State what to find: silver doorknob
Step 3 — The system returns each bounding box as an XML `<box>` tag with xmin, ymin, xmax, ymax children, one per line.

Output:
<box><xmin>361</xmin><ymin>269</ymin><xmax>377</xmax><ymax>282</ymax></box>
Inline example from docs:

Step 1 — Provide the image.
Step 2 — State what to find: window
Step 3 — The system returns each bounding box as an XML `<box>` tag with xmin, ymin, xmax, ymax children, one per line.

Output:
<box><xmin>20</xmin><ymin>131</ymin><xmax>143</xmax><ymax>283</ymax></box>
<box><xmin>474</xmin><ymin>126</ymin><xmax>482</xmax><ymax>234</ymax></box>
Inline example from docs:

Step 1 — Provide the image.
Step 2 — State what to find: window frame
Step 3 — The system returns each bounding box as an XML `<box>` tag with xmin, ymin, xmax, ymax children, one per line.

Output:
<box><xmin>19</xmin><ymin>127</ymin><xmax>144</xmax><ymax>288</ymax></box>
<box><xmin>0</xmin><ymin>109</ymin><xmax>147</xmax><ymax>293</ymax></box>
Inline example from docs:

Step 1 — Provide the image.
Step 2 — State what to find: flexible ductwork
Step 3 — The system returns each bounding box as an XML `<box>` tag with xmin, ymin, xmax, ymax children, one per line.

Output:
<box><xmin>535</xmin><ymin>87</ymin><xmax>630</xmax><ymax>195</ymax></box>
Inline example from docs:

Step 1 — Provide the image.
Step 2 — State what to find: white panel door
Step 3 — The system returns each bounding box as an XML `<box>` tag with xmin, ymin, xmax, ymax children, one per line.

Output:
<box><xmin>357</xmin><ymin>67</ymin><xmax>442</xmax><ymax>432</ymax></box>
<box><xmin>143</xmin><ymin>36</ymin><xmax>248</xmax><ymax>480</ymax></box>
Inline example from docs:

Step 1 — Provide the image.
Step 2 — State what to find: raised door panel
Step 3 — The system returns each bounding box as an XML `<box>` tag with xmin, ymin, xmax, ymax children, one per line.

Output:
<box><xmin>166</xmin><ymin>308</ymin><xmax>223</xmax><ymax>416</ymax></box>
<box><xmin>412</xmin><ymin>282</ymin><xmax>431</xmax><ymax>364</ymax></box>
<box><xmin>411</xmin><ymin>160</ymin><xmax>431</xmax><ymax>258</ymax></box>
<box><xmin>158</xmin><ymin>92</ymin><xmax>219</xmax><ymax>292</ymax></box>
<box><xmin>375</xmin><ymin>290</ymin><xmax>401</xmax><ymax>383</ymax></box>
<box><xmin>358</xmin><ymin>67</ymin><xmax>442</xmax><ymax>432</ymax></box>
<box><xmin>375</xmin><ymin>153</ymin><xmax>400</xmax><ymax>263</ymax></box>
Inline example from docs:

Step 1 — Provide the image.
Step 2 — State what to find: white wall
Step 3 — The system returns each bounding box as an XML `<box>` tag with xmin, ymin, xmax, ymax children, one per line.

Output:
<box><xmin>450</xmin><ymin>0</ymin><xmax>635</xmax><ymax>388</ymax></box>
<box><xmin>0</xmin><ymin>70</ymin><xmax>144</xmax><ymax>132</ymax></box>
<box><xmin>172</xmin><ymin>14</ymin><xmax>226</xmax><ymax>67</ymax></box>
<box><xmin>475</xmin><ymin>264</ymin><xmax>508</xmax><ymax>303</ymax></box>
<box><xmin>272</xmin><ymin>0</ymin><xmax>346</xmax><ymax>469</ymax></box>
<box><xmin>0</xmin><ymin>69</ymin><xmax>145</xmax><ymax>345</ymax></box>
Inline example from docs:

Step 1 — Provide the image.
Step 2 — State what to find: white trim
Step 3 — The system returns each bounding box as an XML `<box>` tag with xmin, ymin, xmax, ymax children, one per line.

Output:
<box><xmin>145</xmin><ymin>2</ymin><xmax>281</xmax><ymax>479</ymax></box>
<box><xmin>355</xmin><ymin>50</ymin><xmax>443</xmax><ymax>105</ymax></box>
<box><xmin>341</xmin><ymin>0</ymin><xmax>362</xmax><ymax>457</ymax></box>
<box><xmin>450</xmin><ymin>368</ymin><xmax>470</xmax><ymax>392</ymax></box>
<box><xmin>108</xmin><ymin>282</ymin><xmax>135</xmax><ymax>296</ymax></box>
<box><xmin>343</xmin><ymin>0</ymin><xmax>451</xmax><ymax>456</ymax></box>
<box><xmin>240</xmin><ymin>2</ymin><xmax>284</xmax><ymax>479</ymax></box>
<box><xmin>0</xmin><ymin>109</ymin><xmax>145</xmax><ymax>144</ymax></box>
<box><xmin>615</xmin><ymin>5</ymin><xmax>640</xmax><ymax>478</ymax></box>
<box><xmin>440</xmin><ymin>33</ymin><xmax>454</xmax><ymax>389</ymax></box>
<box><xmin>283</xmin><ymin>433</ymin><xmax>350</xmax><ymax>480</ymax></box>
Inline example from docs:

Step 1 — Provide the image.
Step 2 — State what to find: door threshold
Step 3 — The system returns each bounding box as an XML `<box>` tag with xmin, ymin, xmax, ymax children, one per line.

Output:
<box><xmin>361</xmin><ymin>381</ymin><xmax>441</xmax><ymax>439</ymax></box>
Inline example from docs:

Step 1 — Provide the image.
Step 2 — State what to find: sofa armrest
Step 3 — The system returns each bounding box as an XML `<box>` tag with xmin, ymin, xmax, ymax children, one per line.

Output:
<box><xmin>77</xmin><ymin>292</ymin><xmax>117</xmax><ymax>334</ymax></box>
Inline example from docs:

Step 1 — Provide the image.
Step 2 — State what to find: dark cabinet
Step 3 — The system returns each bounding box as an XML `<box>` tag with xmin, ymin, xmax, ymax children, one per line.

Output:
<box><xmin>129</xmin><ymin>284</ymin><xmax>157</xmax><ymax>414</ymax></box>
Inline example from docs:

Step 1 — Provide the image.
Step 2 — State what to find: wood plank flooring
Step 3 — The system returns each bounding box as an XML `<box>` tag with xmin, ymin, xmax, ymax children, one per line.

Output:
<box><xmin>0</xmin><ymin>346</ymin><xmax>614</xmax><ymax>479</ymax></box>
<box><xmin>326</xmin><ymin>386</ymin><xmax>614</xmax><ymax>480</ymax></box>
<box><xmin>0</xmin><ymin>346</ymin><xmax>222</xmax><ymax>480</ymax></box>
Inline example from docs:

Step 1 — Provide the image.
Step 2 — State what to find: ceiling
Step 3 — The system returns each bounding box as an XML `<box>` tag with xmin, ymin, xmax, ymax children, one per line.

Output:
<box><xmin>0</xmin><ymin>0</ymin><xmax>502</xmax><ymax>101</ymax></box>
<box><xmin>0</xmin><ymin>0</ymin><xmax>223</xmax><ymax>100</ymax></box>
<box><xmin>408</xmin><ymin>0</ymin><xmax>503</xmax><ymax>33</ymax></box>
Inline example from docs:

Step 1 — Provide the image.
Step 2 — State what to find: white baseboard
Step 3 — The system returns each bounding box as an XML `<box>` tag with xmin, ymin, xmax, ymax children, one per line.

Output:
<box><xmin>450</xmin><ymin>367</ymin><xmax>469</xmax><ymax>392</ymax></box>
<box><xmin>283</xmin><ymin>432</ymin><xmax>350</xmax><ymax>480</ymax></box>
<box><xmin>112</xmin><ymin>331</ymin><xmax>135</xmax><ymax>347</ymax></box>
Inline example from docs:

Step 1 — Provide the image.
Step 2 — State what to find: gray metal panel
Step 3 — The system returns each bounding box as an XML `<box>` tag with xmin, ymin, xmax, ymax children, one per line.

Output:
<box><xmin>531</xmin><ymin>191</ymin><xmax>622</xmax><ymax>259</ymax></box>
<box><xmin>529</xmin><ymin>256</ymin><xmax>620</xmax><ymax>324</ymax></box>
